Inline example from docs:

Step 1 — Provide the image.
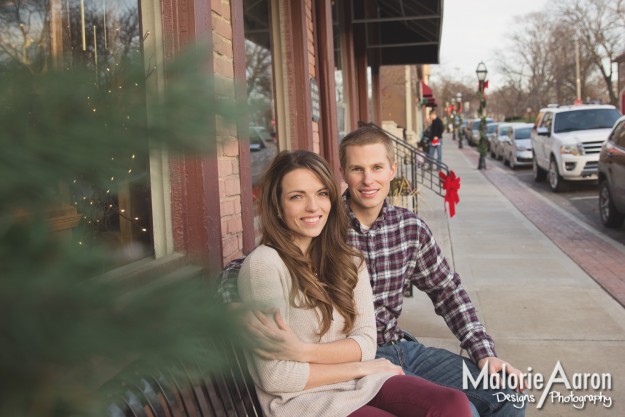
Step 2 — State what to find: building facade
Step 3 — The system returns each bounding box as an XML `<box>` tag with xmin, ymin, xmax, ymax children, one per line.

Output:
<box><xmin>1</xmin><ymin>0</ymin><xmax>442</xmax><ymax>277</ymax></box>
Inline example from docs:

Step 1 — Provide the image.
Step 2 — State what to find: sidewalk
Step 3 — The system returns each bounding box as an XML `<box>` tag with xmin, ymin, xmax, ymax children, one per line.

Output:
<box><xmin>399</xmin><ymin>134</ymin><xmax>625</xmax><ymax>417</ymax></box>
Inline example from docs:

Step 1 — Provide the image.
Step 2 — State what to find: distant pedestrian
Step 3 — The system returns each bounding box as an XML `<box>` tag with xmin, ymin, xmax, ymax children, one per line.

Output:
<box><xmin>428</xmin><ymin>111</ymin><xmax>445</xmax><ymax>163</ymax></box>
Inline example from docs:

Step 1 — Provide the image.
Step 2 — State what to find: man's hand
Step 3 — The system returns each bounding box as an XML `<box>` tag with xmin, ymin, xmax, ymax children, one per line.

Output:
<box><xmin>477</xmin><ymin>356</ymin><xmax>526</xmax><ymax>393</ymax></box>
<box><xmin>245</xmin><ymin>308</ymin><xmax>309</xmax><ymax>362</ymax></box>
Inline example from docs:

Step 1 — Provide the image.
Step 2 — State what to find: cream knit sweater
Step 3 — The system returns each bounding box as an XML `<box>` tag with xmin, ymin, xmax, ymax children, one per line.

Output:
<box><xmin>238</xmin><ymin>245</ymin><xmax>394</xmax><ymax>417</ymax></box>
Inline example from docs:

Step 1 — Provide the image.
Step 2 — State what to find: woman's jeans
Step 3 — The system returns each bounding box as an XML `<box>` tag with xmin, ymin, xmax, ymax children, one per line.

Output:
<box><xmin>376</xmin><ymin>341</ymin><xmax>526</xmax><ymax>417</ymax></box>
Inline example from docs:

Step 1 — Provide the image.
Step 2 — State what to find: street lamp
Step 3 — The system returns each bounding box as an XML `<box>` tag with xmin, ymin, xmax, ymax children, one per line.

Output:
<box><xmin>455</xmin><ymin>92</ymin><xmax>463</xmax><ymax>149</ymax></box>
<box><xmin>475</xmin><ymin>61</ymin><xmax>488</xmax><ymax>170</ymax></box>
<box><xmin>450</xmin><ymin>97</ymin><xmax>456</xmax><ymax>140</ymax></box>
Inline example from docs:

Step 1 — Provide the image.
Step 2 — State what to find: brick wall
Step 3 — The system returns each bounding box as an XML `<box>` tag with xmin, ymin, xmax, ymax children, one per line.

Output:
<box><xmin>305</xmin><ymin>0</ymin><xmax>321</xmax><ymax>154</ymax></box>
<box><xmin>212</xmin><ymin>0</ymin><xmax>243</xmax><ymax>265</ymax></box>
<box><xmin>380</xmin><ymin>66</ymin><xmax>408</xmax><ymax>129</ymax></box>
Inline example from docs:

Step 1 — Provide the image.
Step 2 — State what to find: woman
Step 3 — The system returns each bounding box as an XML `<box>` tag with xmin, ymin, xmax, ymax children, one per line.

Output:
<box><xmin>238</xmin><ymin>150</ymin><xmax>471</xmax><ymax>417</ymax></box>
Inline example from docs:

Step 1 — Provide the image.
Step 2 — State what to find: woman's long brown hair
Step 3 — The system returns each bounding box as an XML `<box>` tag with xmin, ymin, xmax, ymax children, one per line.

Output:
<box><xmin>258</xmin><ymin>150</ymin><xmax>363</xmax><ymax>337</ymax></box>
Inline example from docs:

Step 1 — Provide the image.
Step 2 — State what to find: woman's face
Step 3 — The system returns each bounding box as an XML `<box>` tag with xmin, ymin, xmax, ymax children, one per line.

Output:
<box><xmin>279</xmin><ymin>168</ymin><xmax>331</xmax><ymax>254</ymax></box>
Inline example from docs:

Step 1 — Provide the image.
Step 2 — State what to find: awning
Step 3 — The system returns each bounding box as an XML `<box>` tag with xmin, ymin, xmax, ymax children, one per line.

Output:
<box><xmin>351</xmin><ymin>0</ymin><xmax>443</xmax><ymax>66</ymax></box>
<box><xmin>421</xmin><ymin>80</ymin><xmax>433</xmax><ymax>98</ymax></box>
<box><xmin>421</xmin><ymin>81</ymin><xmax>437</xmax><ymax>107</ymax></box>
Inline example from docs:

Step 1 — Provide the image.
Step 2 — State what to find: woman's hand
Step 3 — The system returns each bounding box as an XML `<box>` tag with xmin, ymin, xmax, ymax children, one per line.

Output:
<box><xmin>359</xmin><ymin>358</ymin><xmax>405</xmax><ymax>377</ymax></box>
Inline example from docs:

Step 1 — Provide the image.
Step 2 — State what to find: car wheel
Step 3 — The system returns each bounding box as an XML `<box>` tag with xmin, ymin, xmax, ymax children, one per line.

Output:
<box><xmin>533</xmin><ymin>155</ymin><xmax>546</xmax><ymax>182</ymax></box>
<box><xmin>548</xmin><ymin>158</ymin><xmax>566</xmax><ymax>192</ymax></box>
<box><xmin>599</xmin><ymin>180</ymin><xmax>625</xmax><ymax>228</ymax></box>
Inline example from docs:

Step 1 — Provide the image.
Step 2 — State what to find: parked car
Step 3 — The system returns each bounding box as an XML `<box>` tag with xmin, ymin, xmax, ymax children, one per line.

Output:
<box><xmin>490</xmin><ymin>123</ymin><xmax>513</xmax><ymax>160</ymax></box>
<box><xmin>467</xmin><ymin>117</ymin><xmax>494</xmax><ymax>146</ymax></box>
<box><xmin>598</xmin><ymin>115</ymin><xmax>625</xmax><ymax>228</ymax></box>
<box><xmin>463</xmin><ymin>118</ymin><xmax>478</xmax><ymax>142</ymax></box>
<box><xmin>249</xmin><ymin>125</ymin><xmax>278</xmax><ymax>185</ymax></box>
<box><xmin>501</xmin><ymin>123</ymin><xmax>534</xmax><ymax>169</ymax></box>
<box><xmin>531</xmin><ymin>104</ymin><xmax>621</xmax><ymax>192</ymax></box>
<box><xmin>484</xmin><ymin>122</ymin><xmax>499</xmax><ymax>148</ymax></box>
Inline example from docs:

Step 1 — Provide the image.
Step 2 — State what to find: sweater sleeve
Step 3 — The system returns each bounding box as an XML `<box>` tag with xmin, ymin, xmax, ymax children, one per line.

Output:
<box><xmin>238</xmin><ymin>247</ymin><xmax>310</xmax><ymax>393</ymax></box>
<box><xmin>345</xmin><ymin>261</ymin><xmax>378</xmax><ymax>361</ymax></box>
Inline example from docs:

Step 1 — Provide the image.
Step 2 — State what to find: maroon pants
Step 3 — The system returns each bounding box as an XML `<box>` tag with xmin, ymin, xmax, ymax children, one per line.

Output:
<box><xmin>348</xmin><ymin>375</ymin><xmax>472</xmax><ymax>417</ymax></box>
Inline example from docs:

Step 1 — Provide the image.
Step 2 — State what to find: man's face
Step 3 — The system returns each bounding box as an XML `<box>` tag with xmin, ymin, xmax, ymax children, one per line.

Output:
<box><xmin>340</xmin><ymin>143</ymin><xmax>397</xmax><ymax>222</ymax></box>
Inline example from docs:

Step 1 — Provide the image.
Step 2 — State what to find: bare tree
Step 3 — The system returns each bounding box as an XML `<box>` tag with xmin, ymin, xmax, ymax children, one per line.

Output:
<box><xmin>493</xmin><ymin>12</ymin><xmax>559</xmax><ymax>118</ymax></box>
<box><xmin>0</xmin><ymin>0</ymin><xmax>51</xmax><ymax>73</ymax></box>
<box><xmin>552</xmin><ymin>0</ymin><xmax>625</xmax><ymax>105</ymax></box>
<box><xmin>245</xmin><ymin>39</ymin><xmax>273</xmax><ymax>125</ymax></box>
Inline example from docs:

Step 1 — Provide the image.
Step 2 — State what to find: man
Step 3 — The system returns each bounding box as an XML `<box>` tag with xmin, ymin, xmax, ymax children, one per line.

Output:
<box><xmin>218</xmin><ymin>126</ymin><xmax>525</xmax><ymax>417</ymax></box>
<box><xmin>428</xmin><ymin>110</ymin><xmax>445</xmax><ymax>163</ymax></box>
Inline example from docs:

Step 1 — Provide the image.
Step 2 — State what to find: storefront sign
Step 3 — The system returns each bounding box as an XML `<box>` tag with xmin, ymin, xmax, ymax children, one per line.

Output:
<box><xmin>310</xmin><ymin>78</ymin><xmax>320</xmax><ymax>122</ymax></box>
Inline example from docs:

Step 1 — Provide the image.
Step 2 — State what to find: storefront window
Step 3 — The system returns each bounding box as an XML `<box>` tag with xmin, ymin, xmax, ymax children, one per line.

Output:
<box><xmin>0</xmin><ymin>0</ymin><xmax>154</xmax><ymax>263</ymax></box>
<box><xmin>243</xmin><ymin>0</ymin><xmax>277</xmax><ymax>193</ymax></box>
<box><xmin>332</xmin><ymin>0</ymin><xmax>347</xmax><ymax>141</ymax></box>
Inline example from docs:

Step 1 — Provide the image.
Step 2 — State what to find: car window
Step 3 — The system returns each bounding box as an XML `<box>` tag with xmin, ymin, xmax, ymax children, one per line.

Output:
<box><xmin>553</xmin><ymin>108</ymin><xmax>620</xmax><ymax>133</ymax></box>
<box><xmin>540</xmin><ymin>112</ymin><xmax>553</xmax><ymax>131</ymax></box>
<box><xmin>615</xmin><ymin>121</ymin><xmax>625</xmax><ymax>148</ymax></box>
<box><xmin>514</xmin><ymin>127</ymin><xmax>532</xmax><ymax>140</ymax></box>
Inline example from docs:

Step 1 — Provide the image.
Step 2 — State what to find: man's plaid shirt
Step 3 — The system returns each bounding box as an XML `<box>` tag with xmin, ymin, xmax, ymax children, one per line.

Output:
<box><xmin>217</xmin><ymin>198</ymin><xmax>496</xmax><ymax>363</ymax></box>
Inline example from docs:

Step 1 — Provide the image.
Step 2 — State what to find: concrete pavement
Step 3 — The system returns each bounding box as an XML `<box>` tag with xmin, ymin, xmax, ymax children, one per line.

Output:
<box><xmin>399</xmin><ymin>134</ymin><xmax>625</xmax><ymax>417</ymax></box>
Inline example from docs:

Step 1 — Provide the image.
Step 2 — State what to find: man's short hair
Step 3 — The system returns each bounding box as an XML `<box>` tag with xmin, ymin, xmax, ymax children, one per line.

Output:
<box><xmin>339</xmin><ymin>126</ymin><xmax>395</xmax><ymax>169</ymax></box>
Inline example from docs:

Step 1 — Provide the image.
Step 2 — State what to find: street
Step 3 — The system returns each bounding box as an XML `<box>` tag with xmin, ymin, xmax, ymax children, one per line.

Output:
<box><xmin>490</xmin><ymin>159</ymin><xmax>625</xmax><ymax>247</ymax></box>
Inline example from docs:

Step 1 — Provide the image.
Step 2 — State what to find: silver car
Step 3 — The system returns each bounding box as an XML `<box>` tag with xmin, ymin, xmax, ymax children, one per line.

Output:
<box><xmin>501</xmin><ymin>123</ymin><xmax>534</xmax><ymax>169</ymax></box>
<box><xmin>490</xmin><ymin>123</ymin><xmax>513</xmax><ymax>160</ymax></box>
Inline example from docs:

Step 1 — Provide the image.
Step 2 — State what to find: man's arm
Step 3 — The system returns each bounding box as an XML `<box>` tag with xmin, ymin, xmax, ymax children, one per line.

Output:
<box><xmin>218</xmin><ymin>256</ymin><xmax>367</xmax><ymax>365</ymax></box>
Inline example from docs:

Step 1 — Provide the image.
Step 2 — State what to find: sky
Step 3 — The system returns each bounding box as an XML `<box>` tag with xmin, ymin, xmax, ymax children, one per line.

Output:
<box><xmin>433</xmin><ymin>0</ymin><xmax>550</xmax><ymax>88</ymax></box>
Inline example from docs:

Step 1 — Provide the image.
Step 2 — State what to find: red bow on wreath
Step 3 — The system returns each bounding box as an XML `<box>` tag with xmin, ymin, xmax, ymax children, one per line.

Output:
<box><xmin>439</xmin><ymin>170</ymin><xmax>460</xmax><ymax>218</ymax></box>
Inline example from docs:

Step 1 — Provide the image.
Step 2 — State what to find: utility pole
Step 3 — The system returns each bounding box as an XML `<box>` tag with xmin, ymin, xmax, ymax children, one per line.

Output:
<box><xmin>575</xmin><ymin>38</ymin><xmax>582</xmax><ymax>104</ymax></box>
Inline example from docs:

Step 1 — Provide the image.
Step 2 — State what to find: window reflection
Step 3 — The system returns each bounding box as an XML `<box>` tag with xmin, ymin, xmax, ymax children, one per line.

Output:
<box><xmin>0</xmin><ymin>0</ymin><xmax>153</xmax><ymax>264</ymax></box>
<box><xmin>332</xmin><ymin>0</ymin><xmax>346</xmax><ymax>141</ymax></box>
<box><xmin>243</xmin><ymin>0</ymin><xmax>277</xmax><ymax>194</ymax></box>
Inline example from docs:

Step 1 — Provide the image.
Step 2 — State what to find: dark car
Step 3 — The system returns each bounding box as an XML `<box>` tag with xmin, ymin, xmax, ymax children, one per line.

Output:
<box><xmin>598</xmin><ymin>115</ymin><xmax>625</xmax><ymax>228</ymax></box>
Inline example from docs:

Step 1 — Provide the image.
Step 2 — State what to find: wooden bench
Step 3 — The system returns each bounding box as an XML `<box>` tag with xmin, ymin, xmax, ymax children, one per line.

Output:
<box><xmin>108</xmin><ymin>342</ymin><xmax>263</xmax><ymax>417</ymax></box>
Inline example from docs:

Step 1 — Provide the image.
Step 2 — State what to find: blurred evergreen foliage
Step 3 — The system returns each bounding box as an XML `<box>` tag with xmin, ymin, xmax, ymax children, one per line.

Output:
<box><xmin>0</xmin><ymin>46</ymin><xmax>245</xmax><ymax>417</ymax></box>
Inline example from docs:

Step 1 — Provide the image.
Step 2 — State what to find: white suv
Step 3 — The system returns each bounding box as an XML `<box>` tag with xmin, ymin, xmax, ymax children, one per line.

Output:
<box><xmin>531</xmin><ymin>104</ymin><xmax>621</xmax><ymax>192</ymax></box>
